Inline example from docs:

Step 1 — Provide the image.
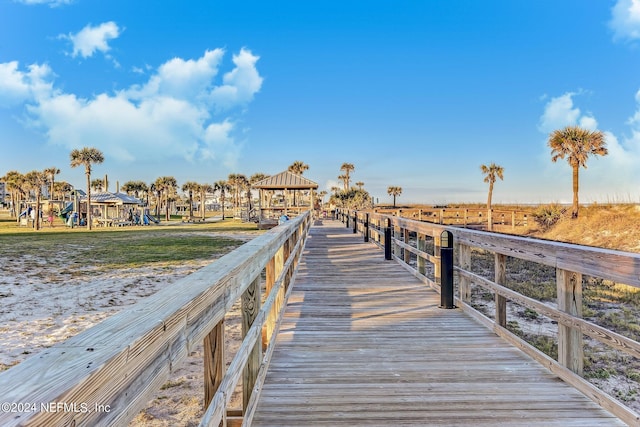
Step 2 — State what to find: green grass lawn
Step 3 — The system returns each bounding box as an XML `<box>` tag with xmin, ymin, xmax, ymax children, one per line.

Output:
<box><xmin>0</xmin><ymin>210</ymin><xmax>261</xmax><ymax>269</ymax></box>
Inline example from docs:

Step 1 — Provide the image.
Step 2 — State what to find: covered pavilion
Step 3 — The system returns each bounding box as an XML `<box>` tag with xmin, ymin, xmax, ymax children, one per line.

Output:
<box><xmin>252</xmin><ymin>171</ymin><xmax>318</xmax><ymax>229</ymax></box>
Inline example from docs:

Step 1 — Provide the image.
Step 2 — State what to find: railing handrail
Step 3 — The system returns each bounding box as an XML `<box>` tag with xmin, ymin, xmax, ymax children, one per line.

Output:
<box><xmin>346</xmin><ymin>208</ymin><xmax>640</xmax><ymax>287</ymax></box>
<box><xmin>337</xmin><ymin>207</ymin><xmax>640</xmax><ymax>426</ymax></box>
<box><xmin>0</xmin><ymin>212</ymin><xmax>311</xmax><ymax>427</ymax></box>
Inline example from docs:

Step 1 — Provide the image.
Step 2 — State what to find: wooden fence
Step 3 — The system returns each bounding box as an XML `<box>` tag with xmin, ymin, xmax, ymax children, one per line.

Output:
<box><xmin>0</xmin><ymin>212</ymin><xmax>311</xmax><ymax>427</ymax></box>
<box><xmin>337</xmin><ymin>208</ymin><xmax>640</xmax><ymax>426</ymax></box>
<box><xmin>373</xmin><ymin>207</ymin><xmax>532</xmax><ymax>231</ymax></box>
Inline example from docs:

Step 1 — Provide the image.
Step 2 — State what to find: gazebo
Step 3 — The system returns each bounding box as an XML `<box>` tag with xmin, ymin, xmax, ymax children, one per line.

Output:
<box><xmin>252</xmin><ymin>171</ymin><xmax>318</xmax><ymax>229</ymax></box>
<box><xmin>80</xmin><ymin>192</ymin><xmax>144</xmax><ymax>226</ymax></box>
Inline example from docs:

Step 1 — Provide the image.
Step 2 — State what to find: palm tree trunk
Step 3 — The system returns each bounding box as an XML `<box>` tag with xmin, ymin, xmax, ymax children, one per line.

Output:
<box><xmin>487</xmin><ymin>182</ymin><xmax>493</xmax><ymax>210</ymax></box>
<box><xmin>572</xmin><ymin>165</ymin><xmax>579</xmax><ymax>218</ymax></box>
<box><xmin>393</xmin><ymin>195</ymin><xmax>396</xmax><ymax>208</ymax></box>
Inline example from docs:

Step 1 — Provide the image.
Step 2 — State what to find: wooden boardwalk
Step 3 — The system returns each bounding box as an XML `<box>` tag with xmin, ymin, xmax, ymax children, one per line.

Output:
<box><xmin>250</xmin><ymin>220</ymin><xmax>625</xmax><ymax>426</ymax></box>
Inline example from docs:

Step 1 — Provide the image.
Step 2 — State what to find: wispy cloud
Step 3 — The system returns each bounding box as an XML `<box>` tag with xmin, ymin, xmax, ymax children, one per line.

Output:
<box><xmin>609</xmin><ymin>0</ymin><xmax>640</xmax><ymax>42</ymax></box>
<box><xmin>60</xmin><ymin>21</ymin><xmax>121</xmax><ymax>59</ymax></box>
<box><xmin>14</xmin><ymin>0</ymin><xmax>72</xmax><ymax>7</ymax></box>
<box><xmin>0</xmin><ymin>48</ymin><xmax>263</xmax><ymax>168</ymax></box>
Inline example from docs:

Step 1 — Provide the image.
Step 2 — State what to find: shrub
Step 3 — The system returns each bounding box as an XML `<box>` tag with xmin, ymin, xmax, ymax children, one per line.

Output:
<box><xmin>533</xmin><ymin>203</ymin><xmax>566</xmax><ymax>230</ymax></box>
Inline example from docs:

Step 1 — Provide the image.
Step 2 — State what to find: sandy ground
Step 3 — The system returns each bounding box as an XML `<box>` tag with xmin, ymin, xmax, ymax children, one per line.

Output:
<box><xmin>0</xmin><ymin>231</ymin><xmax>256</xmax><ymax>426</ymax></box>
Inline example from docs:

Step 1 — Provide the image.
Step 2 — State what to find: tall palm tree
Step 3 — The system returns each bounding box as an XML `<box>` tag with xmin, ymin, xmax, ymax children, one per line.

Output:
<box><xmin>288</xmin><ymin>161</ymin><xmax>309</xmax><ymax>175</ymax></box>
<box><xmin>2</xmin><ymin>170</ymin><xmax>24</xmax><ymax>218</ymax></box>
<box><xmin>227</xmin><ymin>173</ymin><xmax>248</xmax><ymax>210</ymax></box>
<box><xmin>198</xmin><ymin>183</ymin><xmax>213</xmax><ymax>219</ymax></box>
<box><xmin>387</xmin><ymin>186</ymin><xmax>402</xmax><ymax>208</ymax></box>
<box><xmin>182</xmin><ymin>181</ymin><xmax>200</xmax><ymax>219</ymax></box>
<box><xmin>70</xmin><ymin>147</ymin><xmax>104</xmax><ymax>230</ymax></box>
<box><xmin>43</xmin><ymin>167</ymin><xmax>60</xmax><ymax>200</ymax></box>
<box><xmin>480</xmin><ymin>163</ymin><xmax>504</xmax><ymax>211</ymax></box>
<box><xmin>338</xmin><ymin>174</ymin><xmax>348</xmax><ymax>191</ymax></box>
<box><xmin>249</xmin><ymin>173</ymin><xmax>268</xmax><ymax>213</ymax></box>
<box><xmin>24</xmin><ymin>170</ymin><xmax>47</xmax><ymax>230</ymax></box>
<box><xmin>214</xmin><ymin>180</ymin><xmax>230</xmax><ymax>220</ymax></box>
<box><xmin>548</xmin><ymin>125</ymin><xmax>607</xmax><ymax>218</ymax></box>
<box><xmin>154</xmin><ymin>176</ymin><xmax>178</xmax><ymax>221</ymax></box>
<box><xmin>340</xmin><ymin>163</ymin><xmax>355</xmax><ymax>190</ymax></box>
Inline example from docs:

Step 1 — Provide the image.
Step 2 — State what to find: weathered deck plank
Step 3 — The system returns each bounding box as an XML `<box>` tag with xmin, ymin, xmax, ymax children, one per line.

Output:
<box><xmin>251</xmin><ymin>220</ymin><xmax>625</xmax><ymax>426</ymax></box>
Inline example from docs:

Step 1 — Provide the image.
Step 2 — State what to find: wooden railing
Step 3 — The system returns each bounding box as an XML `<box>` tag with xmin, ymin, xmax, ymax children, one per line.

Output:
<box><xmin>337</xmin><ymin>208</ymin><xmax>640</xmax><ymax>426</ymax></box>
<box><xmin>0</xmin><ymin>212</ymin><xmax>311</xmax><ymax>427</ymax></box>
<box><xmin>373</xmin><ymin>206</ymin><xmax>532</xmax><ymax>231</ymax></box>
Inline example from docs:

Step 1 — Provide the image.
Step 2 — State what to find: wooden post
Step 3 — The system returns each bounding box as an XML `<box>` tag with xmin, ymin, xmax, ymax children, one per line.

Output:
<box><xmin>495</xmin><ymin>253</ymin><xmax>506</xmax><ymax>327</ymax></box>
<box><xmin>557</xmin><ymin>268</ymin><xmax>584</xmax><ymax>375</ymax></box>
<box><xmin>511</xmin><ymin>211</ymin><xmax>516</xmax><ymax>230</ymax></box>
<box><xmin>262</xmin><ymin>257</ymin><xmax>276</xmax><ymax>351</ymax></box>
<box><xmin>242</xmin><ymin>276</ymin><xmax>261</xmax><ymax>410</ymax></box>
<box><xmin>403</xmin><ymin>227</ymin><xmax>410</xmax><ymax>263</ymax></box>
<box><xmin>488</xmin><ymin>208</ymin><xmax>493</xmax><ymax>231</ymax></box>
<box><xmin>459</xmin><ymin>244</ymin><xmax>471</xmax><ymax>303</ymax></box>
<box><xmin>204</xmin><ymin>320</ymin><xmax>225</xmax><ymax>409</ymax></box>
<box><xmin>417</xmin><ymin>233</ymin><xmax>425</xmax><ymax>276</ymax></box>
<box><xmin>464</xmin><ymin>209</ymin><xmax>468</xmax><ymax>228</ymax></box>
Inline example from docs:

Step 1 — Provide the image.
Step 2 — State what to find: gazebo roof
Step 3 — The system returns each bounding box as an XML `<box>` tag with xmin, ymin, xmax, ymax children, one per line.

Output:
<box><xmin>81</xmin><ymin>192</ymin><xmax>143</xmax><ymax>205</ymax></box>
<box><xmin>252</xmin><ymin>171</ymin><xmax>318</xmax><ymax>189</ymax></box>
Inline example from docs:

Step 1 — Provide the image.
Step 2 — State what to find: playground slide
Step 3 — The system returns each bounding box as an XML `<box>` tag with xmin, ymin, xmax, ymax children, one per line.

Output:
<box><xmin>59</xmin><ymin>203</ymin><xmax>73</xmax><ymax>219</ymax></box>
<box><xmin>144</xmin><ymin>214</ymin><xmax>160</xmax><ymax>225</ymax></box>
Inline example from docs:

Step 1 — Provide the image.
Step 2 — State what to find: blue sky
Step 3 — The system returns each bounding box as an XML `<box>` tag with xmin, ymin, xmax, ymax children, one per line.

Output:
<box><xmin>1</xmin><ymin>0</ymin><xmax>640</xmax><ymax>205</ymax></box>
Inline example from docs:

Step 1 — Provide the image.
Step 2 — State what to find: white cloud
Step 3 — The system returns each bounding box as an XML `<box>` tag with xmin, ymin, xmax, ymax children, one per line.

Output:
<box><xmin>126</xmin><ymin>49</ymin><xmax>225</xmax><ymax>101</ymax></box>
<box><xmin>0</xmin><ymin>48</ymin><xmax>263</xmax><ymax>167</ymax></box>
<box><xmin>210</xmin><ymin>49</ymin><xmax>264</xmax><ymax>111</ymax></box>
<box><xmin>538</xmin><ymin>91</ymin><xmax>597</xmax><ymax>133</ymax></box>
<box><xmin>0</xmin><ymin>61</ymin><xmax>53</xmax><ymax>107</ymax></box>
<box><xmin>61</xmin><ymin>22</ymin><xmax>121</xmax><ymax>59</ymax></box>
<box><xmin>15</xmin><ymin>0</ymin><xmax>72</xmax><ymax>7</ymax></box>
<box><xmin>610</xmin><ymin>0</ymin><xmax>640</xmax><ymax>41</ymax></box>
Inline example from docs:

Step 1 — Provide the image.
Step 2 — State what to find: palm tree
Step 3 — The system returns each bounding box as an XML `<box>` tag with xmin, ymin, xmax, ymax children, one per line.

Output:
<box><xmin>53</xmin><ymin>181</ymin><xmax>73</xmax><ymax>203</ymax></box>
<box><xmin>43</xmin><ymin>167</ymin><xmax>60</xmax><ymax>200</ymax></box>
<box><xmin>199</xmin><ymin>183</ymin><xmax>213</xmax><ymax>219</ymax></box>
<box><xmin>340</xmin><ymin>163</ymin><xmax>355</xmax><ymax>190</ymax></box>
<box><xmin>214</xmin><ymin>180</ymin><xmax>230</xmax><ymax>220</ymax></box>
<box><xmin>1</xmin><ymin>170</ymin><xmax>24</xmax><ymax>218</ymax></box>
<box><xmin>121</xmin><ymin>181</ymin><xmax>148</xmax><ymax>199</ymax></box>
<box><xmin>154</xmin><ymin>176</ymin><xmax>178</xmax><ymax>221</ymax></box>
<box><xmin>288</xmin><ymin>161</ymin><xmax>309</xmax><ymax>175</ymax></box>
<box><xmin>480</xmin><ymin>163</ymin><xmax>504</xmax><ymax>211</ymax></box>
<box><xmin>338</xmin><ymin>174</ymin><xmax>348</xmax><ymax>191</ymax></box>
<box><xmin>355</xmin><ymin>181</ymin><xmax>364</xmax><ymax>190</ymax></box>
<box><xmin>91</xmin><ymin>179</ymin><xmax>105</xmax><ymax>192</ymax></box>
<box><xmin>24</xmin><ymin>170</ymin><xmax>47</xmax><ymax>230</ymax></box>
<box><xmin>387</xmin><ymin>186</ymin><xmax>402</xmax><ymax>208</ymax></box>
<box><xmin>182</xmin><ymin>181</ymin><xmax>200</xmax><ymax>219</ymax></box>
<box><xmin>548</xmin><ymin>125</ymin><xmax>607</xmax><ymax>218</ymax></box>
<box><xmin>70</xmin><ymin>147</ymin><xmax>104</xmax><ymax>230</ymax></box>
